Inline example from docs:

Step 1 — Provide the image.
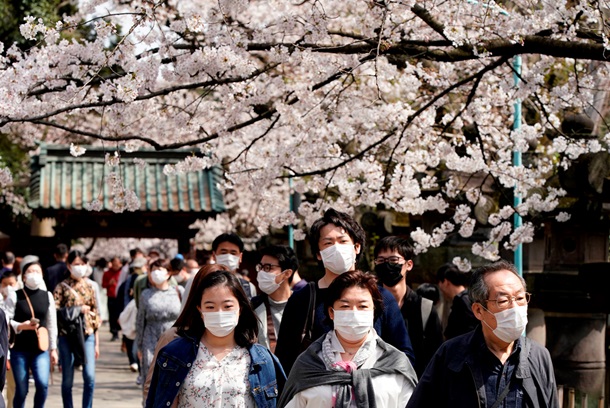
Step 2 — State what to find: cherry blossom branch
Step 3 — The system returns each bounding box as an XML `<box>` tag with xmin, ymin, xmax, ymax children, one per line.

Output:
<box><xmin>1</xmin><ymin>65</ymin><xmax>279</xmax><ymax>126</ymax></box>
<box><xmin>382</xmin><ymin>56</ymin><xmax>510</xmax><ymax>185</ymax></box>
<box><xmin>410</xmin><ymin>3</ymin><xmax>450</xmax><ymax>42</ymax></box>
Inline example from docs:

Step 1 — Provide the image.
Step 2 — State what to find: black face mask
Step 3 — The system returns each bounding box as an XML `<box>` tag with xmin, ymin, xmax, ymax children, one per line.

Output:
<box><xmin>374</xmin><ymin>263</ymin><xmax>404</xmax><ymax>287</ymax></box>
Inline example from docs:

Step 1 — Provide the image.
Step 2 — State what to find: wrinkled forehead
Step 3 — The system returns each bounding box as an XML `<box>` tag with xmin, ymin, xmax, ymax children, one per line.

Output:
<box><xmin>484</xmin><ymin>269</ymin><xmax>525</xmax><ymax>296</ymax></box>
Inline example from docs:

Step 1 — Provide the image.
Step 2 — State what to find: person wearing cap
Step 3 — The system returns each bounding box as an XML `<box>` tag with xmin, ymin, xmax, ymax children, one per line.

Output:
<box><xmin>6</xmin><ymin>258</ymin><xmax>58</xmax><ymax>408</ymax></box>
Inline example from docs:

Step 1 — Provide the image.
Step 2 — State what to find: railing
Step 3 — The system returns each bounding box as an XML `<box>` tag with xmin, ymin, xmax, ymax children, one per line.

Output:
<box><xmin>558</xmin><ymin>385</ymin><xmax>605</xmax><ymax>408</ymax></box>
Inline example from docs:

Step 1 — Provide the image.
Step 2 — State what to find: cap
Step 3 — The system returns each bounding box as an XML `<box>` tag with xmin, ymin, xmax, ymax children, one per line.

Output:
<box><xmin>131</xmin><ymin>257</ymin><xmax>147</xmax><ymax>269</ymax></box>
<box><xmin>20</xmin><ymin>254</ymin><xmax>40</xmax><ymax>275</ymax></box>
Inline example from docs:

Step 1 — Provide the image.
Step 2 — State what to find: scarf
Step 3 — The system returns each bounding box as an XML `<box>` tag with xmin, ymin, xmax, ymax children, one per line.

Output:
<box><xmin>278</xmin><ymin>332</ymin><xmax>417</xmax><ymax>408</ymax></box>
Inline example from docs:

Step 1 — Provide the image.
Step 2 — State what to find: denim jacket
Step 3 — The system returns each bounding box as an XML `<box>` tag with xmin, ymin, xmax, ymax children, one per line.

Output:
<box><xmin>146</xmin><ymin>334</ymin><xmax>285</xmax><ymax>408</ymax></box>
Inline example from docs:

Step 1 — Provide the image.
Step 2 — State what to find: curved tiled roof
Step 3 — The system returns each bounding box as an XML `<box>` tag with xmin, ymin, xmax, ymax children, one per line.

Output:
<box><xmin>29</xmin><ymin>144</ymin><xmax>225</xmax><ymax>213</ymax></box>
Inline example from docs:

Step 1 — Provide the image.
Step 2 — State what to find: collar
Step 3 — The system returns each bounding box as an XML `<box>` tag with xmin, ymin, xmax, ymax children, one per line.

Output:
<box><xmin>247</xmin><ymin>343</ymin><xmax>271</xmax><ymax>371</ymax></box>
<box><xmin>268</xmin><ymin>297</ymin><xmax>288</xmax><ymax>306</ymax></box>
<box><xmin>446</xmin><ymin>326</ymin><xmax>532</xmax><ymax>379</ymax></box>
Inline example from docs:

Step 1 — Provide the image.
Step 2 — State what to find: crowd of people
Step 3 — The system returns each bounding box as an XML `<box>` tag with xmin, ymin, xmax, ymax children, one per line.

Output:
<box><xmin>0</xmin><ymin>207</ymin><xmax>559</xmax><ymax>407</ymax></box>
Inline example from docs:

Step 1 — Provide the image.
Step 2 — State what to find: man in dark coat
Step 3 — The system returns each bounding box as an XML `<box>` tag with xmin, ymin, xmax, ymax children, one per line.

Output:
<box><xmin>408</xmin><ymin>260</ymin><xmax>558</xmax><ymax>408</ymax></box>
<box><xmin>45</xmin><ymin>244</ymin><xmax>69</xmax><ymax>293</ymax></box>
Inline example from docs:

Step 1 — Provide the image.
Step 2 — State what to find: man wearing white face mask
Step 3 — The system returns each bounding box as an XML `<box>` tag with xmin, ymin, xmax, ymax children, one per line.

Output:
<box><xmin>251</xmin><ymin>245</ymin><xmax>299</xmax><ymax>352</ymax></box>
<box><xmin>275</xmin><ymin>208</ymin><xmax>415</xmax><ymax>374</ymax></box>
<box><xmin>408</xmin><ymin>260</ymin><xmax>559</xmax><ymax>408</ymax></box>
<box><xmin>181</xmin><ymin>233</ymin><xmax>256</xmax><ymax>310</ymax></box>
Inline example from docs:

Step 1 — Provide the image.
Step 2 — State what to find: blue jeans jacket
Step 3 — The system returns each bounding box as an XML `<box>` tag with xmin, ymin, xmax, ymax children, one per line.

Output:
<box><xmin>146</xmin><ymin>334</ymin><xmax>285</xmax><ymax>408</ymax></box>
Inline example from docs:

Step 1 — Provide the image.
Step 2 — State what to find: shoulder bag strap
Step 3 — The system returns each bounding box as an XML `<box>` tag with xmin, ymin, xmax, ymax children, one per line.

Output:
<box><xmin>489</xmin><ymin>367</ymin><xmax>517</xmax><ymax>408</ymax></box>
<box><xmin>22</xmin><ymin>290</ymin><xmax>36</xmax><ymax>320</ymax></box>
<box><xmin>61</xmin><ymin>282</ymin><xmax>82</xmax><ymax>303</ymax></box>
<box><xmin>302</xmin><ymin>282</ymin><xmax>316</xmax><ymax>342</ymax></box>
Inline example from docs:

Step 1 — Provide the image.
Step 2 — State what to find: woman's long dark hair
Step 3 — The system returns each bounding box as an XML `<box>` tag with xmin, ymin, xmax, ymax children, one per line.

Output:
<box><xmin>174</xmin><ymin>267</ymin><xmax>258</xmax><ymax>347</ymax></box>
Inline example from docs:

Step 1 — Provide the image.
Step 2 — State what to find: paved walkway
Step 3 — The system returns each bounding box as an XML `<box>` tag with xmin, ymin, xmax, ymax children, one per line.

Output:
<box><xmin>23</xmin><ymin>328</ymin><xmax>143</xmax><ymax>407</ymax></box>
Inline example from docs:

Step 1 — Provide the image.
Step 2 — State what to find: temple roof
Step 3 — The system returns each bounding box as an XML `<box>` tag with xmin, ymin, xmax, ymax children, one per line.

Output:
<box><xmin>29</xmin><ymin>144</ymin><xmax>225</xmax><ymax>214</ymax></box>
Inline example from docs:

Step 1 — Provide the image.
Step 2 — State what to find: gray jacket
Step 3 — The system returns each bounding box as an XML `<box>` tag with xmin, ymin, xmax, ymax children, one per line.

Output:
<box><xmin>407</xmin><ymin>326</ymin><xmax>559</xmax><ymax>408</ymax></box>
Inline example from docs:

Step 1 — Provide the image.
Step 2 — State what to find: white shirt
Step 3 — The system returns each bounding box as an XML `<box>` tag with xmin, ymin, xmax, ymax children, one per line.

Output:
<box><xmin>177</xmin><ymin>343</ymin><xmax>255</xmax><ymax>408</ymax></box>
<box><xmin>284</xmin><ymin>331</ymin><xmax>415</xmax><ymax>408</ymax></box>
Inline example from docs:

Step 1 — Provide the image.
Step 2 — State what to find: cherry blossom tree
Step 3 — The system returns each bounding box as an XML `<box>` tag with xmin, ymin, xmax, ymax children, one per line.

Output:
<box><xmin>2</xmin><ymin>0</ymin><xmax>610</xmax><ymax>263</ymax></box>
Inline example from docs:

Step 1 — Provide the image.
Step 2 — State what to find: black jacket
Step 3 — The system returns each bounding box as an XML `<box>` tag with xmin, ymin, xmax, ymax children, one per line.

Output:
<box><xmin>401</xmin><ymin>287</ymin><xmax>443</xmax><ymax>376</ymax></box>
<box><xmin>45</xmin><ymin>262</ymin><xmax>69</xmax><ymax>294</ymax></box>
<box><xmin>444</xmin><ymin>289</ymin><xmax>479</xmax><ymax>339</ymax></box>
<box><xmin>407</xmin><ymin>326</ymin><xmax>559</xmax><ymax>408</ymax></box>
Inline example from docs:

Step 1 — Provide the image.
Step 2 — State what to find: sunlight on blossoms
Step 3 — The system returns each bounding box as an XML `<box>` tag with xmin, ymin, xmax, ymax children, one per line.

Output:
<box><xmin>69</xmin><ymin>143</ymin><xmax>86</xmax><ymax>157</ymax></box>
<box><xmin>452</xmin><ymin>257</ymin><xmax>472</xmax><ymax>272</ymax></box>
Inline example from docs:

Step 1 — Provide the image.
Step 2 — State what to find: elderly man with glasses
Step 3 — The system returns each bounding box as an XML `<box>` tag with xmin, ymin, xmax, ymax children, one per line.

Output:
<box><xmin>408</xmin><ymin>260</ymin><xmax>559</xmax><ymax>408</ymax></box>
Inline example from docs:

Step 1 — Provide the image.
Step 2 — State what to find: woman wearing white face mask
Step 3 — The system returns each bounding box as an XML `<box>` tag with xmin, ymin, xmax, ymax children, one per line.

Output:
<box><xmin>54</xmin><ymin>250</ymin><xmax>101</xmax><ymax>408</ymax></box>
<box><xmin>279</xmin><ymin>271</ymin><xmax>417</xmax><ymax>408</ymax></box>
<box><xmin>146</xmin><ymin>266</ymin><xmax>286</xmax><ymax>408</ymax></box>
<box><xmin>6</xmin><ymin>260</ymin><xmax>58</xmax><ymax>408</ymax></box>
<box><xmin>136</xmin><ymin>259</ymin><xmax>184</xmax><ymax>392</ymax></box>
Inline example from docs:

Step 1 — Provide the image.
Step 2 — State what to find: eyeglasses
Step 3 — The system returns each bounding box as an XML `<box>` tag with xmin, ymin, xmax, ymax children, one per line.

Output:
<box><xmin>256</xmin><ymin>263</ymin><xmax>281</xmax><ymax>272</ymax></box>
<box><xmin>485</xmin><ymin>293</ymin><xmax>531</xmax><ymax>310</ymax></box>
<box><xmin>374</xmin><ymin>256</ymin><xmax>405</xmax><ymax>265</ymax></box>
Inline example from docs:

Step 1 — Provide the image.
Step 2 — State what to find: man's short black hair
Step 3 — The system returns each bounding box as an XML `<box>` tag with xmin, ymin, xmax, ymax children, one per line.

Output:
<box><xmin>416</xmin><ymin>283</ymin><xmax>440</xmax><ymax>304</ymax></box>
<box><xmin>259</xmin><ymin>245</ymin><xmax>299</xmax><ymax>282</ymax></box>
<box><xmin>0</xmin><ymin>269</ymin><xmax>17</xmax><ymax>281</ymax></box>
<box><xmin>170</xmin><ymin>257</ymin><xmax>185</xmax><ymax>273</ymax></box>
<box><xmin>54</xmin><ymin>244</ymin><xmax>68</xmax><ymax>257</ymax></box>
<box><xmin>212</xmin><ymin>233</ymin><xmax>244</xmax><ymax>253</ymax></box>
<box><xmin>308</xmin><ymin>208</ymin><xmax>366</xmax><ymax>258</ymax></box>
<box><xmin>373</xmin><ymin>236</ymin><xmax>414</xmax><ymax>261</ymax></box>
<box><xmin>1</xmin><ymin>252</ymin><xmax>15</xmax><ymax>265</ymax></box>
<box><xmin>436</xmin><ymin>263</ymin><xmax>470</xmax><ymax>287</ymax></box>
<box><xmin>130</xmin><ymin>248</ymin><xmax>143</xmax><ymax>258</ymax></box>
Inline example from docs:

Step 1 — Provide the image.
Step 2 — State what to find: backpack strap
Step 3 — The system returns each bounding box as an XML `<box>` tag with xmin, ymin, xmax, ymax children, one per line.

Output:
<box><xmin>420</xmin><ymin>297</ymin><xmax>433</xmax><ymax>330</ymax></box>
<box><xmin>301</xmin><ymin>282</ymin><xmax>317</xmax><ymax>348</ymax></box>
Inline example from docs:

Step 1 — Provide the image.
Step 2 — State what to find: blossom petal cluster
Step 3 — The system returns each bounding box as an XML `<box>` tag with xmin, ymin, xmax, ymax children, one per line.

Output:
<box><xmin>0</xmin><ymin>0</ymin><xmax>607</xmax><ymax>256</ymax></box>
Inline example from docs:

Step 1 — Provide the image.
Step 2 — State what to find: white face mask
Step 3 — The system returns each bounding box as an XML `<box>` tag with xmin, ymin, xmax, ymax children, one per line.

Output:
<box><xmin>85</xmin><ymin>265</ymin><xmax>93</xmax><ymax>278</ymax></box>
<box><xmin>483</xmin><ymin>305</ymin><xmax>528</xmax><ymax>343</ymax></box>
<box><xmin>189</xmin><ymin>268</ymin><xmax>199</xmax><ymax>276</ymax></box>
<box><xmin>257</xmin><ymin>270</ymin><xmax>283</xmax><ymax>295</ymax></box>
<box><xmin>202</xmin><ymin>310</ymin><xmax>239</xmax><ymax>337</ymax></box>
<box><xmin>70</xmin><ymin>265</ymin><xmax>88</xmax><ymax>279</ymax></box>
<box><xmin>320</xmin><ymin>244</ymin><xmax>356</xmax><ymax>275</ymax></box>
<box><xmin>215</xmin><ymin>254</ymin><xmax>240</xmax><ymax>271</ymax></box>
<box><xmin>1</xmin><ymin>285</ymin><xmax>15</xmax><ymax>299</ymax></box>
<box><xmin>332</xmin><ymin>309</ymin><xmax>374</xmax><ymax>341</ymax></box>
<box><xmin>151</xmin><ymin>268</ymin><xmax>169</xmax><ymax>286</ymax></box>
<box><xmin>24</xmin><ymin>273</ymin><xmax>44</xmax><ymax>290</ymax></box>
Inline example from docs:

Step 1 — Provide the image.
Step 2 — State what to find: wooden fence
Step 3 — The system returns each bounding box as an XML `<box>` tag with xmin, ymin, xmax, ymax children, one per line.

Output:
<box><xmin>558</xmin><ymin>385</ymin><xmax>605</xmax><ymax>408</ymax></box>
